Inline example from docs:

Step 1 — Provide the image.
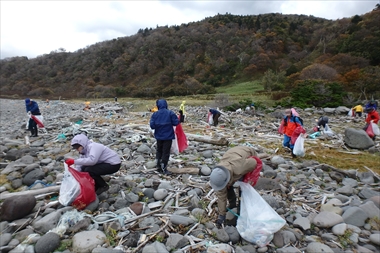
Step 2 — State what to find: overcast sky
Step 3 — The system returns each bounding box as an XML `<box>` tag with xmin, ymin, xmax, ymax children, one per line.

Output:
<box><xmin>0</xmin><ymin>1</ymin><xmax>377</xmax><ymax>59</ymax></box>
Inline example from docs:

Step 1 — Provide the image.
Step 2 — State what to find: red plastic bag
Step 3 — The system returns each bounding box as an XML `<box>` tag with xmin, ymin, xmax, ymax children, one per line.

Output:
<box><xmin>366</xmin><ymin>123</ymin><xmax>375</xmax><ymax>138</ymax></box>
<box><xmin>175</xmin><ymin>123</ymin><xmax>188</xmax><ymax>153</ymax></box>
<box><xmin>69</xmin><ymin>167</ymin><xmax>96</xmax><ymax>210</ymax></box>
<box><xmin>278</xmin><ymin>119</ymin><xmax>285</xmax><ymax>135</ymax></box>
<box><xmin>291</xmin><ymin>126</ymin><xmax>306</xmax><ymax>145</ymax></box>
<box><xmin>242</xmin><ymin>156</ymin><xmax>263</xmax><ymax>187</ymax></box>
<box><xmin>31</xmin><ymin>115</ymin><xmax>44</xmax><ymax>128</ymax></box>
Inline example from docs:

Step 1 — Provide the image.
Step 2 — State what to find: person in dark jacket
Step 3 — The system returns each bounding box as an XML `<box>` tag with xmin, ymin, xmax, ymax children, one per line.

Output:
<box><xmin>209</xmin><ymin>108</ymin><xmax>221</xmax><ymax>126</ymax></box>
<box><xmin>65</xmin><ymin>134</ymin><xmax>121</xmax><ymax>195</ymax></box>
<box><xmin>150</xmin><ymin>99</ymin><xmax>180</xmax><ymax>174</ymax></box>
<box><xmin>25</xmin><ymin>98</ymin><xmax>41</xmax><ymax>137</ymax></box>
<box><xmin>316</xmin><ymin>116</ymin><xmax>329</xmax><ymax>131</ymax></box>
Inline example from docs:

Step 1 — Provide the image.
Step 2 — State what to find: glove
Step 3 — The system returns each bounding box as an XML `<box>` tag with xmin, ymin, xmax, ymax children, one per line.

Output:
<box><xmin>27</xmin><ymin>111</ymin><xmax>31</xmax><ymax>115</ymax></box>
<box><xmin>65</xmin><ymin>158</ymin><xmax>74</xmax><ymax>166</ymax></box>
<box><xmin>215</xmin><ymin>215</ymin><xmax>225</xmax><ymax>228</ymax></box>
<box><xmin>370</xmin><ymin>120</ymin><xmax>374</xmax><ymax>123</ymax></box>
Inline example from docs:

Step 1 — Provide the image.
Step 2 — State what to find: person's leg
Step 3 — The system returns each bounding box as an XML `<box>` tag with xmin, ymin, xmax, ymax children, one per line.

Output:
<box><xmin>82</xmin><ymin>163</ymin><xmax>120</xmax><ymax>190</ymax></box>
<box><xmin>161</xmin><ymin>140</ymin><xmax>173</xmax><ymax>170</ymax></box>
<box><xmin>30</xmin><ymin>119</ymin><xmax>38</xmax><ymax>137</ymax></box>
<box><xmin>28</xmin><ymin>118</ymin><xmax>34</xmax><ymax>136</ymax></box>
<box><xmin>227</xmin><ymin>186</ymin><xmax>237</xmax><ymax>209</ymax></box>
<box><xmin>156</xmin><ymin>140</ymin><xmax>163</xmax><ymax>169</ymax></box>
<box><xmin>214</xmin><ymin>113</ymin><xmax>220</xmax><ymax>126</ymax></box>
<box><xmin>283</xmin><ymin>135</ymin><xmax>291</xmax><ymax>148</ymax></box>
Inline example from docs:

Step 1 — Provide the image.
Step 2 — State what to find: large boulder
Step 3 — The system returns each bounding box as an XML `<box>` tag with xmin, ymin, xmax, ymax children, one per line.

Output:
<box><xmin>344</xmin><ymin>128</ymin><xmax>374</xmax><ymax>149</ymax></box>
<box><xmin>0</xmin><ymin>195</ymin><xmax>36</xmax><ymax>221</ymax></box>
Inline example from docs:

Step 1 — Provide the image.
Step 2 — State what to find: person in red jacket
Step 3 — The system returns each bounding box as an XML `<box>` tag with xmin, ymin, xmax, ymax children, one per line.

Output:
<box><xmin>364</xmin><ymin>107</ymin><xmax>379</xmax><ymax>140</ymax></box>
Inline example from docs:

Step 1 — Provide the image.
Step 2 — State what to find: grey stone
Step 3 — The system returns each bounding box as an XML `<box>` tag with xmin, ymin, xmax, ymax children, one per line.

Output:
<box><xmin>342</xmin><ymin>206</ymin><xmax>369</xmax><ymax>227</ymax></box>
<box><xmin>312</xmin><ymin>211</ymin><xmax>344</xmax><ymax>228</ymax></box>
<box><xmin>34</xmin><ymin>232</ymin><xmax>60</xmax><ymax>253</ymax></box>
<box><xmin>344</xmin><ymin>128</ymin><xmax>374</xmax><ymax>149</ymax></box>
<box><xmin>72</xmin><ymin>230</ymin><xmax>106</xmax><ymax>252</ymax></box>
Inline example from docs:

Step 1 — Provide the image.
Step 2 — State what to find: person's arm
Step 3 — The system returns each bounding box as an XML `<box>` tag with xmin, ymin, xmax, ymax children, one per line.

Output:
<box><xmin>74</xmin><ymin>145</ymin><xmax>102</xmax><ymax>166</ymax></box>
<box><xmin>372</xmin><ymin>112</ymin><xmax>380</xmax><ymax>124</ymax></box>
<box><xmin>215</xmin><ymin>188</ymin><xmax>228</xmax><ymax>217</ymax></box>
<box><xmin>29</xmin><ymin>102</ymin><xmax>39</xmax><ymax>113</ymax></box>
<box><xmin>171</xmin><ymin>111</ymin><xmax>180</xmax><ymax>126</ymax></box>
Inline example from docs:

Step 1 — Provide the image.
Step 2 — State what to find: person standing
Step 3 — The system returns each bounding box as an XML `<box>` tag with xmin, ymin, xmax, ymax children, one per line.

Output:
<box><xmin>209</xmin><ymin>146</ymin><xmax>261</xmax><ymax>228</ymax></box>
<box><xmin>352</xmin><ymin>104</ymin><xmax>364</xmax><ymax>117</ymax></box>
<box><xmin>150</xmin><ymin>99</ymin><xmax>179</xmax><ymax>175</ymax></box>
<box><xmin>65</xmin><ymin>134</ymin><xmax>121</xmax><ymax>195</ymax></box>
<box><xmin>25</xmin><ymin>98</ymin><xmax>41</xmax><ymax>137</ymax></box>
<box><xmin>209</xmin><ymin>108</ymin><xmax>221</xmax><ymax>126</ymax></box>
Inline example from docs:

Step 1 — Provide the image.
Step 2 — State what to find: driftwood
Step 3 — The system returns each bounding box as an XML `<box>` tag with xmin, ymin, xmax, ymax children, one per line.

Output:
<box><xmin>0</xmin><ymin>185</ymin><xmax>61</xmax><ymax>200</ymax></box>
<box><xmin>186</xmin><ymin>133</ymin><xmax>229</xmax><ymax>146</ymax></box>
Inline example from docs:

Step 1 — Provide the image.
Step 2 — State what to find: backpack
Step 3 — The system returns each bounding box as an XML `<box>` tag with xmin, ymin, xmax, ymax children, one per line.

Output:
<box><xmin>284</xmin><ymin>116</ymin><xmax>303</xmax><ymax>126</ymax></box>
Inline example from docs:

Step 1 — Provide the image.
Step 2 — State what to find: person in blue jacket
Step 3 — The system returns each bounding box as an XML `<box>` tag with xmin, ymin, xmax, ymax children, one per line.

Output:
<box><xmin>150</xmin><ymin>99</ymin><xmax>180</xmax><ymax>175</ymax></box>
<box><xmin>25</xmin><ymin>98</ymin><xmax>41</xmax><ymax>137</ymax></box>
<box><xmin>209</xmin><ymin>108</ymin><xmax>221</xmax><ymax>126</ymax></box>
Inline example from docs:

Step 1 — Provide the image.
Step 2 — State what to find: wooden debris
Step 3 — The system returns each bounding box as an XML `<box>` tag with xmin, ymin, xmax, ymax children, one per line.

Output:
<box><xmin>0</xmin><ymin>185</ymin><xmax>61</xmax><ymax>200</ymax></box>
<box><xmin>186</xmin><ymin>133</ymin><xmax>229</xmax><ymax>146</ymax></box>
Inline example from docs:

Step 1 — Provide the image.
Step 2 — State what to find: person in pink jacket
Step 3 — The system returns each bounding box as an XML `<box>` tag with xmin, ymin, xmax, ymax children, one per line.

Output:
<box><xmin>65</xmin><ymin>134</ymin><xmax>121</xmax><ymax>195</ymax></box>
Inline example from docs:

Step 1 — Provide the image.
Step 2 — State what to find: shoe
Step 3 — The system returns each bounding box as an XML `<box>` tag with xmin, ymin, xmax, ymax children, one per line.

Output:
<box><xmin>291</xmin><ymin>153</ymin><xmax>297</xmax><ymax>158</ymax></box>
<box><xmin>96</xmin><ymin>185</ymin><xmax>109</xmax><ymax>195</ymax></box>
<box><xmin>163</xmin><ymin>169</ymin><xmax>172</xmax><ymax>175</ymax></box>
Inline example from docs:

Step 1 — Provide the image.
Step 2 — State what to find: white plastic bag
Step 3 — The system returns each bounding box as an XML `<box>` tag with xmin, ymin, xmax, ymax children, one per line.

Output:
<box><xmin>347</xmin><ymin>109</ymin><xmax>354</xmax><ymax>117</ymax></box>
<box><xmin>208</xmin><ymin>113</ymin><xmax>214</xmax><ymax>125</ymax></box>
<box><xmin>58</xmin><ymin>163</ymin><xmax>80</xmax><ymax>206</ymax></box>
<box><xmin>293</xmin><ymin>135</ymin><xmax>305</xmax><ymax>157</ymax></box>
<box><xmin>170</xmin><ymin>126</ymin><xmax>179</xmax><ymax>155</ymax></box>
<box><xmin>324</xmin><ymin>124</ymin><xmax>334</xmax><ymax>136</ymax></box>
<box><xmin>371</xmin><ymin>122</ymin><xmax>380</xmax><ymax>136</ymax></box>
<box><xmin>236</xmin><ymin>182</ymin><xmax>286</xmax><ymax>247</ymax></box>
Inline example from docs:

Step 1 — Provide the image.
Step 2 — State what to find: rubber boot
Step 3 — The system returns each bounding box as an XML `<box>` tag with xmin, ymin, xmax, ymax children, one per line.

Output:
<box><xmin>32</xmin><ymin>128</ymin><xmax>38</xmax><ymax>137</ymax></box>
<box><xmin>30</xmin><ymin>129</ymin><xmax>35</xmax><ymax>137</ymax></box>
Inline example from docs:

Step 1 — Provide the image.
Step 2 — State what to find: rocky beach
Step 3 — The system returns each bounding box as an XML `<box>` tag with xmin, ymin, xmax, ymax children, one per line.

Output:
<box><xmin>0</xmin><ymin>98</ymin><xmax>379</xmax><ymax>253</ymax></box>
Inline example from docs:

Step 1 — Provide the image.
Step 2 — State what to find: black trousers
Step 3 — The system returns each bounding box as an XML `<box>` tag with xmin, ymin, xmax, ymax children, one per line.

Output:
<box><xmin>213</xmin><ymin>113</ymin><xmax>221</xmax><ymax>126</ymax></box>
<box><xmin>82</xmin><ymin>163</ymin><xmax>120</xmax><ymax>190</ymax></box>
<box><xmin>156</xmin><ymin>139</ymin><xmax>172</xmax><ymax>167</ymax></box>
<box><xmin>28</xmin><ymin>118</ymin><xmax>37</xmax><ymax>132</ymax></box>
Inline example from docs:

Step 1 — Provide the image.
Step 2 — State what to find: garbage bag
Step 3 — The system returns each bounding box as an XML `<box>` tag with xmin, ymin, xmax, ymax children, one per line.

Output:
<box><xmin>293</xmin><ymin>135</ymin><xmax>305</xmax><ymax>157</ymax></box>
<box><xmin>236</xmin><ymin>182</ymin><xmax>286</xmax><ymax>247</ymax></box>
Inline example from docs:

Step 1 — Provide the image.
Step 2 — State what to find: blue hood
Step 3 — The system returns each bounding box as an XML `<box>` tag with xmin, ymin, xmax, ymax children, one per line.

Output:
<box><xmin>156</xmin><ymin>99</ymin><xmax>168</xmax><ymax>109</ymax></box>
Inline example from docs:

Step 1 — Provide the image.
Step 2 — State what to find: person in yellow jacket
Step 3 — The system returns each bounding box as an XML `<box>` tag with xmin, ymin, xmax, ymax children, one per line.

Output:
<box><xmin>209</xmin><ymin>146</ymin><xmax>261</xmax><ymax>228</ymax></box>
<box><xmin>352</xmin><ymin>104</ymin><xmax>364</xmax><ymax>117</ymax></box>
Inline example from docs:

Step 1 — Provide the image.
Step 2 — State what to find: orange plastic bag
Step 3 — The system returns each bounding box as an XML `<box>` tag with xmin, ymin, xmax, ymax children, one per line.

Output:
<box><xmin>242</xmin><ymin>156</ymin><xmax>263</xmax><ymax>187</ymax></box>
<box><xmin>69</xmin><ymin>167</ymin><xmax>96</xmax><ymax>210</ymax></box>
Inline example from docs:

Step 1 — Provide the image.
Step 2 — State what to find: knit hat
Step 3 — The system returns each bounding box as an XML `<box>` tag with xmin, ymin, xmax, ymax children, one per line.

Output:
<box><xmin>25</xmin><ymin>98</ymin><xmax>30</xmax><ymax>105</ymax></box>
<box><xmin>210</xmin><ymin>166</ymin><xmax>230</xmax><ymax>191</ymax></box>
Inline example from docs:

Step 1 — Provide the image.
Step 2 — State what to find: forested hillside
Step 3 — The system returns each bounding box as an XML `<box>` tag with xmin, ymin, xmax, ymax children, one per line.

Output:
<box><xmin>1</xmin><ymin>6</ymin><xmax>379</xmax><ymax>107</ymax></box>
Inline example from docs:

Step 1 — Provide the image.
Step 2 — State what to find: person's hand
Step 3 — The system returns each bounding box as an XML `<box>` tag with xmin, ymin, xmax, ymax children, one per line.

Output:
<box><xmin>27</xmin><ymin>111</ymin><xmax>31</xmax><ymax>115</ymax></box>
<box><xmin>370</xmin><ymin>120</ymin><xmax>374</xmax><ymax>123</ymax></box>
<box><xmin>215</xmin><ymin>215</ymin><xmax>225</xmax><ymax>228</ymax></box>
<box><xmin>65</xmin><ymin>158</ymin><xmax>74</xmax><ymax>166</ymax></box>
